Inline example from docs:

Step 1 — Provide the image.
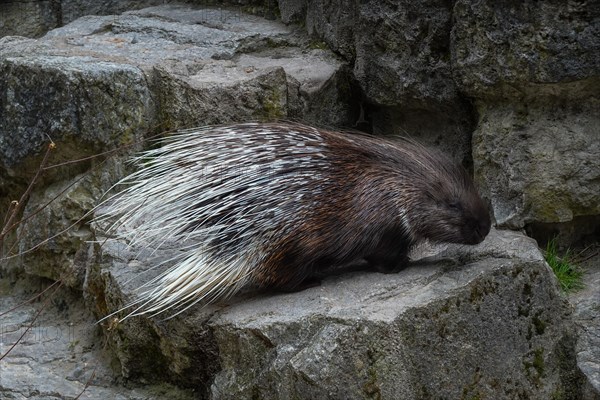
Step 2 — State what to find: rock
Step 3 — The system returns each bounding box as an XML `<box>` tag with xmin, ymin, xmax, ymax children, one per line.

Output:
<box><xmin>236</xmin><ymin>49</ymin><xmax>352</xmax><ymax>125</ymax></box>
<box><xmin>452</xmin><ymin>0</ymin><xmax>600</xmax><ymax>98</ymax></box>
<box><xmin>473</xmin><ymin>94</ymin><xmax>600</xmax><ymax>230</ymax></box>
<box><xmin>303</xmin><ymin>0</ymin><xmax>357</xmax><ymax>63</ymax></box>
<box><xmin>0</xmin><ymin>4</ymin><xmax>354</xmax><ymax>289</ymax></box>
<box><xmin>60</xmin><ymin>0</ymin><xmax>176</xmax><ymax>27</ymax></box>
<box><xmin>0</xmin><ymin>276</ymin><xmax>195</xmax><ymax>400</ymax></box>
<box><xmin>281</xmin><ymin>0</ymin><xmax>477</xmax><ymax>162</ymax></box>
<box><xmin>351</xmin><ymin>1</ymin><xmax>456</xmax><ymax>108</ymax></box>
<box><xmin>209</xmin><ymin>229</ymin><xmax>586</xmax><ymax>399</ymax></box>
<box><xmin>84</xmin><ymin>236</ymin><xmax>223</xmax><ymax>393</ymax></box>
<box><xmin>452</xmin><ymin>0</ymin><xmax>600</xmax><ymax>231</ymax></box>
<box><xmin>569</xmin><ymin>252</ymin><xmax>600</xmax><ymax>399</ymax></box>
<box><xmin>0</xmin><ymin>50</ymin><xmax>154</xmax><ymax>170</ymax></box>
<box><xmin>0</xmin><ymin>5</ymin><xmax>352</xmax><ymax>169</ymax></box>
<box><xmin>0</xmin><ymin>0</ymin><xmax>174</xmax><ymax>38</ymax></box>
<box><xmin>278</xmin><ymin>0</ymin><xmax>306</xmax><ymax>24</ymax></box>
<box><xmin>4</xmin><ymin>158</ymin><xmax>126</xmax><ymax>287</ymax></box>
<box><xmin>89</xmin><ymin>227</ymin><xmax>589</xmax><ymax>398</ymax></box>
<box><xmin>0</xmin><ymin>1</ymin><xmax>59</xmax><ymax>38</ymax></box>
<box><xmin>154</xmin><ymin>62</ymin><xmax>291</xmax><ymax>128</ymax></box>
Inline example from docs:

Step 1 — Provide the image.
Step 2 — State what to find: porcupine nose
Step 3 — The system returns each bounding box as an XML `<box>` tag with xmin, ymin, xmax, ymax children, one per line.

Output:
<box><xmin>473</xmin><ymin>217</ymin><xmax>491</xmax><ymax>244</ymax></box>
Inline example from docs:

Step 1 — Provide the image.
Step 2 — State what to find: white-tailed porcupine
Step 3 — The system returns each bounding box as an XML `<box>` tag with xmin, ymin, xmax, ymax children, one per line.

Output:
<box><xmin>97</xmin><ymin>122</ymin><xmax>491</xmax><ymax>320</ymax></box>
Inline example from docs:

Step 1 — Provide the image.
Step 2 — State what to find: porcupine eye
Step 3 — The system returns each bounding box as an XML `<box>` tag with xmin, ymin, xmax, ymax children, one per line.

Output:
<box><xmin>447</xmin><ymin>200</ymin><xmax>462</xmax><ymax>212</ymax></box>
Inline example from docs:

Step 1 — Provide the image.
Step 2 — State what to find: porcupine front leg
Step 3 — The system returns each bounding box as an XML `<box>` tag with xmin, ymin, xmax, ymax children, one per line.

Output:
<box><xmin>365</xmin><ymin>229</ymin><xmax>412</xmax><ymax>274</ymax></box>
<box><xmin>366</xmin><ymin>250</ymin><xmax>409</xmax><ymax>273</ymax></box>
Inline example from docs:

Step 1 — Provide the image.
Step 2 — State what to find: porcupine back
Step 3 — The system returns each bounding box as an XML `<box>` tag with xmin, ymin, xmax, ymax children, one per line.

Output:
<box><xmin>97</xmin><ymin>122</ymin><xmax>490</xmax><ymax>320</ymax></box>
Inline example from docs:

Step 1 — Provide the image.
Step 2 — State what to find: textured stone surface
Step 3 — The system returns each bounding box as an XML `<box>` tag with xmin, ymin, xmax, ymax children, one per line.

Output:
<box><xmin>84</xmin><ymin>237</ymin><xmax>222</xmax><ymax>392</ymax></box>
<box><xmin>0</xmin><ymin>3</ymin><xmax>353</xmax><ymax>287</ymax></box>
<box><xmin>88</xmin><ymin>227</ymin><xmax>588</xmax><ymax>398</ymax></box>
<box><xmin>0</xmin><ymin>1</ymin><xmax>59</xmax><ymax>38</ymax></box>
<box><xmin>352</xmin><ymin>1</ymin><xmax>456</xmax><ymax>108</ymax></box>
<box><xmin>283</xmin><ymin>0</ymin><xmax>477</xmax><ymax>162</ymax></box>
<box><xmin>4</xmin><ymin>158</ymin><xmax>126</xmax><ymax>288</ymax></box>
<box><xmin>0</xmin><ymin>4</ymin><xmax>352</xmax><ymax>169</ymax></box>
<box><xmin>293</xmin><ymin>0</ymin><xmax>464</xmax><ymax>107</ymax></box>
<box><xmin>0</xmin><ymin>0</ymin><xmax>175</xmax><ymax>38</ymax></box>
<box><xmin>570</xmin><ymin>252</ymin><xmax>600</xmax><ymax>399</ymax></box>
<box><xmin>0</xmin><ymin>51</ymin><xmax>155</xmax><ymax>169</ymax></box>
<box><xmin>0</xmin><ymin>276</ymin><xmax>195</xmax><ymax>399</ymax></box>
<box><xmin>208</xmin><ymin>230</ymin><xmax>584</xmax><ymax>399</ymax></box>
<box><xmin>452</xmin><ymin>0</ymin><xmax>600</xmax><ymax>97</ymax></box>
<box><xmin>453</xmin><ymin>0</ymin><xmax>600</xmax><ymax>230</ymax></box>
<box><xmin>473</xmin><ymin>94</ymin><xmax>600</xmax><ymax>229</ymax></box>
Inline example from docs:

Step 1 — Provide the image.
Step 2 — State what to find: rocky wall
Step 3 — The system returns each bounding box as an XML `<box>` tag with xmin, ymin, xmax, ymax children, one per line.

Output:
<box><xmin>279</xmin><ymin>0</ymin><xmax>600</xmax><ymax>239</ymax></box>
<box><xmin>0</xmin><ymin>1</ymin><xmax>599</xmax><ymax>399</ymax></box>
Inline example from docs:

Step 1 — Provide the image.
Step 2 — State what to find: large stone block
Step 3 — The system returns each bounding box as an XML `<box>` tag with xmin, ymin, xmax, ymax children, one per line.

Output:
<box><xmin>473</xmin><ymin>94</ymin><xmax>600</xmax><ymax>230</ymax></box>
<box><xmin>280</xmin><ymin>0</ymin><xmax>477</xmax><ymax>163</ymax></box>
<box><xmin>452</xmin><ymin>0</ymin><xmax>600</xmax><ymax>98</ymax></box>
<box><xmin>0</xmin><ymin>4</ymin><xmax>354</xmax><ymax>287</ymax></box>
<box><xmin>453</xmin><ymin>0</ymin><xmax>600</xmax><ymax>232</ymax></box>
<box><xmin>88</xmin><ymin>228</ymin><xmax>589</xmax><ymax>398</ymax></box>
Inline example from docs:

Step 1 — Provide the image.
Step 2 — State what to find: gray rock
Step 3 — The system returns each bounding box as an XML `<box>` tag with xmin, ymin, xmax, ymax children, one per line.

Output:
<box><xmin>153</xmin><ymin>62</ymin><xmax>291</xmax><ymax>128</ymax></box>
<box><xmin>0</xmin><ymin>53</ymin><xmax>155</xmax><ymax>169</ymax></box>
<box><xmin>278</xmin><ymin>0</ymin><xmax>306</xmax><ymax>24</ymax></box>
<box><xmin>473</xmin><ymin>93</ymin><xmax>600</xmax><ymax>229</ymax></box>
<box><xmin>61</xmin><ymin>0</ymin><xmax>177</xmax><ymax>27</ymax></box>
<box><xmin>452</xmin><ymin>0</ymin><xmax>600</xmax><ymax>98</ymax></box>
<box><xmin>84</xmin><ymin>235</ymin><xmax>223</xmax><ymax>392</ymax></box>
<box><xmin>209</xmin><ymin>230</ymin><xmax>584</xmax><ymax>399</ymax></box>
<box><xmin>0</xmin><ymin>1</ymin><xmax>59</xmax><ymax>38</ymax></box>
<box><xmin>0</xmin><ymin>276</ymin><xmax>195</xmax><ymax>400</ymax></box>
<box><xmin>300</xmin><ymin>0</ymin><xmax>464</xmax><ymax>108</ymax></box>
<box><xmin>0</xmin><ymin>4</ymin><xmax>352</xmax><ymax>169</ymax></box>
<box><xmin>369</xmin><ymin>103</ymin><xmax>477</xmax><ymax>166</ymax></box>
<box><xmin>352</xmin><ymin>1</ymin><xmax>456</xmax><ymax>108</ymax></box>
<box><xmin>304</xmin><ymin>0</ymin><xmax>356</xmax><ymax>62</ymax></box>
<box><xmin>89</xmin><ymin>227</ymin><xmax>589</xmax><ymax>398</ymax></box>
<box><xmin>281</xmin><ymin>0</ymin><xmax>478</xmax><ymax>164</ymax></box>
<box><xmin>0</xmin><ymin>0</ymin><xmax>176</xmax><ymax>38</ymax></box>
<box><xmin>5</xmin><ymin>158</ymin><xmax>127</xmax><ymax>288</ymax></box>
<box><xmin>570</xmin><ymin>254</ymin><xmax>600</xmax><ymax>399</ymax></box>
<box><xmin>452</xmin><ymin>0</ymin><xmax>600</xmax><ymax>231</ymax></box>
<box><xmin>236</xmin><ymin>48</ymin><xmax>353</xmax><ymax>125</ymax></box>
<box><xmin>0</xmin><ymin>4</ymin><xmax>353</xmax><ymax>288</ymax></box>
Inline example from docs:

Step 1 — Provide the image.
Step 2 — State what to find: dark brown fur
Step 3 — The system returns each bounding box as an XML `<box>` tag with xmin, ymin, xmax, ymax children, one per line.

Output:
<box><xmin>254</xmin><ymin>124</ymin><xmax>491</xmax><ymax>291</ymax></box>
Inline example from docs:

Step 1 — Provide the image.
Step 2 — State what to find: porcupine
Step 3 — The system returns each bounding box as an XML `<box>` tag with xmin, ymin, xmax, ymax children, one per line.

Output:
<box><xmin>97</xmin><ymin>122</ymin><xmax>491</xmax><ymax>320</ymax></box>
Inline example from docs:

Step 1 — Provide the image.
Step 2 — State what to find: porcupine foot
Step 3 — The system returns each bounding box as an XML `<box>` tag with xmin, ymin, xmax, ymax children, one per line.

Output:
<box><xmin>275</xmin><ymin>276</ymin><xmax>322</xmax><ymax>293</ymax></box>
<box><xmin>365</xmin><ymin>229</ymin><xmax>412</xmax><ymax>274</ymax></box>
<box><xmin>366</xmin><ymin>252</ymin><xmax>409</xmax><ymax>274</ymax></box>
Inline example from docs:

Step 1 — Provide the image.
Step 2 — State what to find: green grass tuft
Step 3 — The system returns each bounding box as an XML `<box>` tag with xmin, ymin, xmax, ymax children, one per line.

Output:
<box><xmin>544</xmin><ymin>239</ymin><xmax>584</xmax><ymax>293</ymax></box>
